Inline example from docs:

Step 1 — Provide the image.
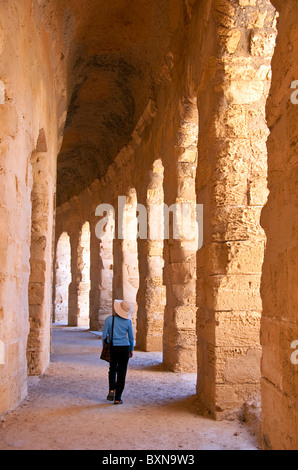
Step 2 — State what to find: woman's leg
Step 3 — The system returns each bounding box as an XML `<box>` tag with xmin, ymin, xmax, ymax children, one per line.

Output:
<box><xmin>108</xmin><ymin>347</ymin><xmax>117</xmax><ymax>392</ymax></box>
<box><xmin>114</xmin><ymin>346</ymin><xmax>130</xmax><ymax>401</ymax></box>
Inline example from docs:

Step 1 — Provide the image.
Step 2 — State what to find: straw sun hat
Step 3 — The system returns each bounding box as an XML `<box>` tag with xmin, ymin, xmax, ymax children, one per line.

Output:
<box><xmin>114</xmin><ymin>300</ymin><xmax>134</xmax><ymax>320</ymax></box>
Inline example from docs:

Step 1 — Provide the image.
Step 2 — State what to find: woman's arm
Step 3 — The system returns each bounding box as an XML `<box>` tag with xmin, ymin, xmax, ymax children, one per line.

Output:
<box><xmin>128</xmin><ymin>320</ymin><xmax>134</xmax><ymax>356</ymax></box>
<box><xmin>102</xmin><ymin>317</ymin><xmax>110</xmax><ymax>346</ymax></box>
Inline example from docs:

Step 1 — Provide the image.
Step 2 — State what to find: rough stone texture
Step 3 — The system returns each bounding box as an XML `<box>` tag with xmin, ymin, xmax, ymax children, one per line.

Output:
<box><xmin>137</xmin><ymin>159</ymin><xmax>166</xmax><ymax>352</ymax></box>
<box><xmin>55</xmin><ymin>0</ymin><xmax>184</xmax><ymax>207</ymax></box>
<box><xmin>243</xmin><ymin>398</ymin><xmax>262</xmax><ymax>445</ymax></box>
<box><xmin>260</xmin><ymin>0</ymin><xmax>298</xmax><ymax>451</ymax></box>
<box><xmin>196</xmin><ymin>0</ymin><xmax>277</xmax><ymax>419</ymax></box>
<box><xmin>0</xmin><ymin>0</ymin><xmax>67</xmax><ymax>413</ymax></box>
<box><xmin>27</xmin><ymin>145</ymin><xmax>55</xmax><ymax>375</ymax></box>
<box><xmin>162</xmin><ymin>98</ymin><xmax>198</xmax><ymax>372</ymax></box>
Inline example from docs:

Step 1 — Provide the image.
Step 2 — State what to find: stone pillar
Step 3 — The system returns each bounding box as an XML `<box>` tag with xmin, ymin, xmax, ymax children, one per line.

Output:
<box><xmin>68</xmin><ymin>223</ymin><xmax>91</xmax><ymax>327</ymax></box>
<box><xmin>89</xmin><ymin>219</ymin><xmax>101</xmax><ymax>330</ymax></box>
<box><xmin>136</xmin><ymin>160</ymin><xmax>166</xmax><ymax>351</ymax></box>
<box><xmin>53</xmin><ymin>232</ymin><xmax>71</xmax><ymax>324</ymax></box>
<box><xmin>68</xmin><ymin>232</ymin><xmax>80</xmax><ymax>326</ymax></box>
<box><xmin>123</xmin><ymin>190</ymin><xmax>139</xmax><ymax>322</ymax></box>
<box><xmin>98</xmin><ymin>234</ymin><xmax>113</xmax><ymax>330</ymax></box>
<box><xmin>91</xmin><ymin>199</ymin><xmax>115</xmax><ymax>330</ymax></box>
<box><xmin>196</xmin><ymin>0</ymin><xmax>276</xmax><ymax>418</ymax></box>
<box><xmin>27</xmin><ymin>137</ymin><xmax>56</xmax><ymax>375</ymax></box>
<box><xmin>260</xmin><ymin>0</ymin><xmax>298</xmax><ymax>450</ymax></box>
<box><xmin>163</xmin><ymin>98</ymin><xmax>198</xmax><ymax>372</ymax></box>
<box><xmin>112</xmin><ymin>197</ymin><xmax>125</xmax><ymax>305</ymax></box>
<box><xmin>112</xmin><ymin>192</ymin><xmax>139</xmax><ymax>333</ymax></box>
<box><xmin>112</xmin><ymin>238</ymin><xmax>125</xmax><ymax>303</ymax></box>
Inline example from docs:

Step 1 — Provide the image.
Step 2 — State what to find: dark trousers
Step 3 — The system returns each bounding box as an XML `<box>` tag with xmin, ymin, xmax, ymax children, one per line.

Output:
<box><xmin>109</xmin><ymin>345</ymin><xmax>130</xmax><ymax>400</ymax></box>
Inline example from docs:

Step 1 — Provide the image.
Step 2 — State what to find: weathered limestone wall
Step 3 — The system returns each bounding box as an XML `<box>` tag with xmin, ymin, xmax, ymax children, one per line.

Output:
<box><xmin>194</xmin><ymin>0</ymin><xmax>277</xmax><ymax>418</ymax></box>
<box><xmin>0</xmin><ymin>1</ymin><xmax>66</xmax><ymax>413</ymax></box>
<box><xmin>261</xmin><ymin>0</ymin><xmax>298</xmax><ymax>450</ymax></box>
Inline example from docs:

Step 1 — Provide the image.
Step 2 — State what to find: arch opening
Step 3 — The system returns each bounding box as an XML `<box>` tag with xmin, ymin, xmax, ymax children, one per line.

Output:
<box><xmin>77</xmin><ymin>221</ymin><xmax>91</xmax><ymax>327</ymax></box>
<box><xmin>53</xmin><ymin>232</ymin><xmax>71</xmax><ymax>325</ymax></box>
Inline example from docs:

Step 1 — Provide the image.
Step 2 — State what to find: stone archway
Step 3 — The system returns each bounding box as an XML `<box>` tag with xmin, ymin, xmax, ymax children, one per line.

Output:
<box><xmin>0</xmin><ymin>0</ymin><xmax>297</xmax><ymax>450</ymax></box>
<box><xmin>27</xmin><ymin>128</ymin><xmax>56</xmax><ymax>376</ymax></box>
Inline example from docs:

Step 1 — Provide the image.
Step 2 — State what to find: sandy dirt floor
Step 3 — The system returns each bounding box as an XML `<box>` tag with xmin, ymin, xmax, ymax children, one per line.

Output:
<box><xmin>0</xmin><ymin>326</ymin><xmax>259</xmax><ymax>451</ymax></box>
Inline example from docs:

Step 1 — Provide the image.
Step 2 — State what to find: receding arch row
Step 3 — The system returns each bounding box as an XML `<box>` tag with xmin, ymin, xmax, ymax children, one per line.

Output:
<box><xmin>44</xmin><ymin>0</ymin><xmax>298</xmax><ymax>450</ymax></box>
<box><xmin>0</xmin><ymin>0</ymin><xmax>296</xmax><ymax>451</ymax></box>
<box><xmin>51</xmin><ymin>0</ymin><xmax>286</xmax><ymax>442</ymax></box>
<box><xmin>53</xmin><ymin>153</ymin><xmax>197</xmax><ymax>366</ymax></box>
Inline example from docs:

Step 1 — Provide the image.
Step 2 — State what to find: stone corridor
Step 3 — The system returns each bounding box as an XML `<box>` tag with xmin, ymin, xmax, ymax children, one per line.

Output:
<box><xmin>0</xmin><ymin>0</ymin><xmax>297</xmax><ymax>451</ymax></box>
<box><xmin>0</xmin><ymin>327</ymin><xmax>258</xmax><ymax>451</ymax></box>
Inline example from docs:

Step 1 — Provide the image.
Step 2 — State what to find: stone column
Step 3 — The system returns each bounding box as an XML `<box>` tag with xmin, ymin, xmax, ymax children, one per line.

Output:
<box><xmin>112</xmin><ymin>192</ymin><xmax>139</xmax><ymax>334</ymax></box>
<box><xmin>68</xmin><ymin>224</ymin><xmax>91</xmax><ymax>327</ymax></box>
<box><xmin>163</xmin><ymin>98</ymin><xmax>198</xmax><ymax>372</ymax></box>
<box><xmin>91</xmin><ymin>198</ymin><xmax>115</xmax><ymax>330</ymax></box>
<box><xmin>121</xmin><ymin>190</ymin><xmax>139</xmax><ymax>333</ymax></box>
<box><xmin>78</xmin><ymin>222</ymin><xmax>91</xmax><ymax>326</ymax></box>
<box><xmin>136</xmin><ymin>160</ymin><xmax>166</xmax><ymax>351</ymax></box>
<box><xmin>27</xmin><ymin>140</ymin><xmax>56</xmax><ymax>375</ymax></box>
<box><xmin>89</xmin><ymin>219</ymin><xmax>101</xmax><ymax>330</ymax></box>
<box><xmin>196</xmin><ymin>0</ymin><xmax>276</xmax><ymax>419</ymax></box>
<box><xmin>98</xmin><ymin>235</ymin><xmax>113</xmax><ymax>330</ymax></box>
<box><xmin>112</xmin><ymin>197</ymin><xmax>125</xmax><ymax>305</ymax></box>
<box><xmin>68</xmin><ymin>232</ymin><xmax>80</xmax><ymax>326</ymax></box>
<box><xmin>53</xmin><ymin>232</ymin><xmax>71</xmax><ymax>324</ymax></box>
<box><xmin>260</xmin><ymin>0</ymin><xmax>298</xmax><ymax>450</ymax></box>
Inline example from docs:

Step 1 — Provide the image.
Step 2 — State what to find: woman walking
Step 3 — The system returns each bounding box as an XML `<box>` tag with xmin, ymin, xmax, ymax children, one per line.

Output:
<box><xmin>102</xmin><ymin>300</ymin><xmax>134</xmax><ymax>404</ymax></box>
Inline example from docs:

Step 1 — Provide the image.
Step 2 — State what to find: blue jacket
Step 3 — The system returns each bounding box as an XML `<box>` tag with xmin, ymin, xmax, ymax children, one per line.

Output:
<box><xmin>102</xmin><ymin>315</ymin><xmax>134</xmax><ymax>352</ymax></box>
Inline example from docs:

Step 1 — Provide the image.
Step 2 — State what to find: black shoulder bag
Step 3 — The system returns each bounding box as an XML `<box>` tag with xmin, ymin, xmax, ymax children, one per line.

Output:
<box><xmin>100</xmin><ymin>315</ymin><xmax>115</xmax><ymax>363</ymax></box>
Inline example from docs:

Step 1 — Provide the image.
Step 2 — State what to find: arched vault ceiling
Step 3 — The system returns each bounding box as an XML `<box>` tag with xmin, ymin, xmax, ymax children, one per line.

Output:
<box><xmin>53</xmin><ymin>0</ymin><xmax>182</xmax><ymax>206</ymax></box>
